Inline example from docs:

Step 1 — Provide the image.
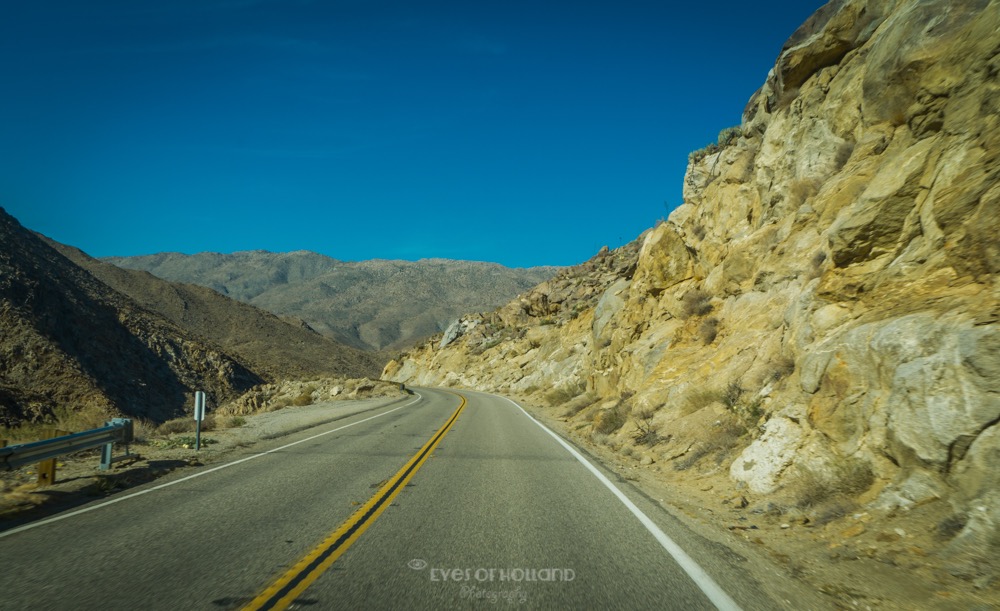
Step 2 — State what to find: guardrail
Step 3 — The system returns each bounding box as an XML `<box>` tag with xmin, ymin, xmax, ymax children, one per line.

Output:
<box><xmin>0</xmin><ymin>419</ymin><xmax>134</xmax><ymax>482</ymax></box>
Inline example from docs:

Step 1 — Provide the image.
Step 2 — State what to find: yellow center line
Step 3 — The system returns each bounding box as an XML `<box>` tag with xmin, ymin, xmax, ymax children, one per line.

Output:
<box><xmin>243</xmin><ymin>392</ymin><xmax>467</xmax><ymax>611</ymax></box>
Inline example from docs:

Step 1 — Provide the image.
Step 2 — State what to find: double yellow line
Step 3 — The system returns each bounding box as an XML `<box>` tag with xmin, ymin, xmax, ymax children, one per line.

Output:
<box><xmin>243</xmin><ymin>394</ymin><xmax>466</xmax><ymax>611</ymax></box>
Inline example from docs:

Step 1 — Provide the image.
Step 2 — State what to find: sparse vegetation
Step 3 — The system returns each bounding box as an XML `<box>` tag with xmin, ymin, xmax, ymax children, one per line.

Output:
<box><xmin>222</xmin><ymin>416</ymin><xmax>246</xmax><ymax>429</ymax></box>
<box><xmin>684</xmin><ymin>388</ymin><xmax>722</xmax><ymax>415</ymax></box>
<box><xmin>766</xmin><ymin>357</ymin><xmax>796</xmax><ymax>383</ymax></box>
<box><xmin>562</xmin><ymin>392</ymin><xmax>597</xmax><ymax>418</ymax></box>
<box><xmin>937</xmin><ymin>513</ymin><xmax>967</xmax><ymax>540</ymax></box>
<box><xmin>688</xmin><ymin>126</ymin><xmax>742</xmax><ymax>163</ymax></box>
<box><xmin>794</xmin><ymin>459</ymin><xmax>875</xmax><ymax>509</ymax></box>
<box><xmin>593</xmin><ymin>405</ymin><xmax>626</xmax><ymax>435</ymax></box>
<box><xmin>717</xmin><ymin>125</ymin><xmax>742</xmax><ymax>147</ymax></box>
<box><xmin>721</xmin><ymin>381</ymin><xmax>744</xmax><ymax>409</ymax></box>
<box><xmin>699</xmin><ymin>317</ymin><xmax>720</xmax><ymax>344</ymax></box>
<box><xmin>154</xmin><ymin>435</ymin><xmax>218</xmax><ymax>450</ymax></box>
<box><xmin>808</xmin><ymin>250</ymin><xmax>827</xmax><ymax>279</ymax></box>
<box><xmin>672</xmin><ymin>420</ymin><xmax>744</xmax><ymax>471</ymax></box>
<box><xmin>632</xmin><ymin>408</ymin><xmax>661</xmax><ymax>446</ymax></box>
<box><xmin>681</xmin><ymin>289</ymin><xmax>713</xmax><ymax>319</ymax></box>
<box><xmin>544</xmin><ymin>384</ymin><xmax>584</xmax><ymax>407</ymax></box>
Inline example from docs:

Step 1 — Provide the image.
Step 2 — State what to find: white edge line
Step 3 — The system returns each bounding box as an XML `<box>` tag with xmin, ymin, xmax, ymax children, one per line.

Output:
<box><xmin>503</xmin><ymin>396</ymin><xmax>743</xmax><ymax>611</ymax></box>
<box><xmin>0</xmin><ymin>394</ymin><xmax>423</xmax><ymax>540</ymax></box>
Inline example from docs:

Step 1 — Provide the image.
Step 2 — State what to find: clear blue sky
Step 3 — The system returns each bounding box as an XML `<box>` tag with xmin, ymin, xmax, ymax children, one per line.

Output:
<box><xmin>2</xmin><ymin>1</ymin><xmax>822</xmax><ymax>268</ymax></box>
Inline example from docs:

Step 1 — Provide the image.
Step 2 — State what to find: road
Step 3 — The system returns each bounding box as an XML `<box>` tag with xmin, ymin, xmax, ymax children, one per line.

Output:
<box><xmin>0</xmin><ymin>388</ymin><xmax>799</xmax><ymax>610</ymax></box>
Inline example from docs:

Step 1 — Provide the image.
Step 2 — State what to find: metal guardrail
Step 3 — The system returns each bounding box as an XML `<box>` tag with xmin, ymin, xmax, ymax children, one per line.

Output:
<box><xmin>0</xmin><ymin>418</ymin><xmax>134</xmax><ymax>473</ymax></box>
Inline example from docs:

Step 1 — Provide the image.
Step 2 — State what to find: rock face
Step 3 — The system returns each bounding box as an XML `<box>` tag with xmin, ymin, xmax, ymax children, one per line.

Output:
<box><xmin>386</xmin><ymin>0</ymin><xmax>999</xmax><ymax>575</ymax></box>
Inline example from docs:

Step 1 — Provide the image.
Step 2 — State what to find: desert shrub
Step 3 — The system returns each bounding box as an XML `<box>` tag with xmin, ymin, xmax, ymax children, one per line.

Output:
<box><xmin>681</xmin><ymin>289</ymin><xmax>713</xmax><ymax>319</ymax></box>
<box><xmin>765</xmin><ymin>357</ymin><xmax>796</xmax><ymax>383</ymax></box>
<box><xmin>688</xmin><ymin>143</ymin><xmax>720</xmax><ymax>163</ymax></box>
<box><xmin>632</xmin><ymin>408</ymin><xmax>661</xmax><ymax>446</ymax></box>
<box><xmin>562</xmin><ymin>392</ymin><xmax>597</xmax><ymax>418</ymax></box>
<box><xmin>292</xmin><ymin>392</ymin><xmax>314</xmax><ymax>407</ymax></box>
<box><xmin>834</xmin><ymin>140</ymin><xmax>855</xmax><ymax>170</ymax></box>
<box><xmin>699</xmin><ymin>317</ymin><xmax>720</xmax><ymax>344</ymax></box>
<box><xmin>672</xmin><ymin>419</ymin><xmax>745</xmax><ymax>471</ymax></box>
<box><xmin>717</xmin><ymin>125</ymin><xmax>742</xmax><ymax>147</ymax></box>
<box><xmin>591</xmin><ymin>433</ymin><xmax>612</xmax><ymax>447</ymax></box>
<box><xmin>222</xmin><ymin>416</ymin><xmax>247</xmax><ymax>429</ymax></box>
<box><xmin>684</xmin><ymin>388</ymin><xmax>721</xmax><ymax>414</ymax></box>
<box><xmin>544</xmin><ymin>384</ymin><xmax>583</xmax><ymax>407</ymax></box>
<box><xmin>788</xmin><ymin>178</ymin><xmax>821</xmax><ymax>207</ymax></box>
<box><xmin>721</xmin><ymin>381</ymin><xmax>744</xmax><ymax>409</ymax></box>
<box><xmin>794</xmin><ymin>460</ymin><xmax>875</xmax><ymax>509</ymax></box>
<box><xmin>593</xmin><ymin>406</ymin><xmax>626</xmax><ymax>435</ymax></box>
<box><xmin>156</xmin><ymin>418</ymin><xmax>195</xmax><ymax>435</ymax></box>
<box><xmin>937</xmin><ymin>513</ymin><xmax>967</xmax><ymax>540</ymax></box>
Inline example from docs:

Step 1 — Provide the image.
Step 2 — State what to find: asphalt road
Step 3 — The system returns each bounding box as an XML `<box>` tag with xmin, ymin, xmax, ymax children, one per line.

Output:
<box><xmin>0</xmin><ymin>388</ymin><xmax>795</xmax><ymax>610</ymax></box>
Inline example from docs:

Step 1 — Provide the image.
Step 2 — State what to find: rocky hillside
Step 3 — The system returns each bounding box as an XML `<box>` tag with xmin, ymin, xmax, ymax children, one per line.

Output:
<box><xmin>0</xmin><ymin>208</ymin><xmax>379</xmax><ymax>429</ymax></box>
<box><xmin>49</xmin><ymin>241</ymin><xmax>383</xmax><ymax>382</ymax></box>
<box><xmin>386</xmin><ymin>0</ymin><xmax>999</xmax><ymax>587</ymax></box>
<box><xmin>104</xmin><ymin>251</ymin><xmax>559</xmax><ymax>351</ymax></box>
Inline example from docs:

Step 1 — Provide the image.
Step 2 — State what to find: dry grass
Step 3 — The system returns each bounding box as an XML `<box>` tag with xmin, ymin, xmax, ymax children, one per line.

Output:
<box><xmin>681</xmin><ymin>289</ymin><xmax>713</xmax><ymax>319</ymax></box>
<box><xmin>544</xmin><ymin>383</ymin><xmax>585</xmax><ymax>407</ymax></box>
<box><xmin>794</xmin><ymin>459</ymin><xmax>875</xmax><ymax>509</ymax></box>
<box><xmin>0</xmin><ymin>405</ymin><xmax>115</xmax><ymax>445</ymax></box>
<box><xmin>683</xmin><ymin>388</ymin><xmax>721</xmax><ymax>415</ymax></box>
<box><xmin>593</xmin><ymin>405</ymin><xmax>626</xmax><ymax>435</ymax></box>
<box><xmin>632</xmin><ymin>408</ymin><xmax>661</xmax><ymax>446</ymax></box>
<box><xmin>155</xmin><ymin>414</ymin><xmax>216</xmax><ymax>436</ymax></box>
<box><xmin>562</xmin><ymin>392</ymin><xmax>597</xmax><ymax>417</ymax></box>
<box><xmin>699</xmin><ymin>317</ymin><xmax>720</xmax><ymax>344</ymax></box>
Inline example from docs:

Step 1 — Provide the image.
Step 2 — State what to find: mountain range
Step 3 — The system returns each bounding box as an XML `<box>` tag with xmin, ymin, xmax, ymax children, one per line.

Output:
<box><xmin>0</xmin><ymin>208</ymin><xmax>381</xmax><ymax>427</ymax></box>
<box><xmin>104</xmin><ymin>251</ymin><xmax>558</xmax><ymax>351</ymax></box>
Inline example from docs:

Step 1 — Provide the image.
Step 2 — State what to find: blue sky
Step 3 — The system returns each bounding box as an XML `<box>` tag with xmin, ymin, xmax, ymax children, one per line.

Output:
<box><xmin>2</xmin><ymin>1</ymin><xmax>823</xmax><ymax>268</ymax></box>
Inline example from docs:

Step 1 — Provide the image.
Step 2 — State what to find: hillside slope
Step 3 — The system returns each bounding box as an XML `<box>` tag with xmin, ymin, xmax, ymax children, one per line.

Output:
<box><xmin>386</xmin><ymin>0</ymin><xmax>1000</xmax><ymax>592</ymax></box>
<box><xmin>0</xmin><ymin>209</ymin><xmax>261</xmax><ymax>426</ymax></box>
<box><xmin>105</xmin><ymin>252</ymin><xmax>559</xmax><ymax>351</ymax></box>
<box><xmin>50</xmin><ymin>242</ymin><xmax>382</xmax><ymax>382</ymax></box>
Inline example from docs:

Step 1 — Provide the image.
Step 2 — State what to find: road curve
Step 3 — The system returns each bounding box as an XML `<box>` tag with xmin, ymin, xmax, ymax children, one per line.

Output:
<box><xmin>0</xmin><ymin>388</ymin><xmax>798</xmax><ymax>609</ymax></box>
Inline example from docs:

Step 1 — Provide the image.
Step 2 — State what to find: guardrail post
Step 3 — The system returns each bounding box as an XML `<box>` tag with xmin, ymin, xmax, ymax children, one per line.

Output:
<box><xmin>99</xmin><ymin>441</ymin><xmax>113</xmax><ymax>471</ymax></box>
<box><xmin>37</xmin><ymin>429</ymin><xmax>68</xmax><ymax>486</ymax></box>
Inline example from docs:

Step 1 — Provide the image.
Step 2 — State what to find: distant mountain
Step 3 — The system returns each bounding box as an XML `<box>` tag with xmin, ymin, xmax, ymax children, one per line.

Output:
<box><xmin>49</xmin><ymin>242</ymin><xmax>383</xmax><ymax>384</ymax></box>
<box><xmin>104</xmin><ymin>251</ymin><xmax>560</xmax><ymax>351</ymax></box>
<box><xmin>0</xmin><ymin>207</ymin><xmax>380</xmax><ymax>428</ymax></box>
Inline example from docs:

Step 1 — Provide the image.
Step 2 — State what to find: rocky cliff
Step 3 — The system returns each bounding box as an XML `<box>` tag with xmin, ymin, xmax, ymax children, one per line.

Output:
<box><xmin>386</xmin><ymin>0</ymin><xmax>1000</xmax><ymax>585</ymax></box>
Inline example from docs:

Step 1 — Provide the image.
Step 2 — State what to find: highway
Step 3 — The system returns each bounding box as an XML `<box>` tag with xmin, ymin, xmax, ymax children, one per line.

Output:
<box><xmin>0</xmin><ymin>388</ymin><xmax>800</xmax><ymax>610</ymax></box>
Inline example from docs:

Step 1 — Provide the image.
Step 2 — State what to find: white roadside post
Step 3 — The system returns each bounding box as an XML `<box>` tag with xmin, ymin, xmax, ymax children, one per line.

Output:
<box><xmin>194</xmin><ymin>391</ymin><xmax>206</xmax><ymax>451</ymax></box>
